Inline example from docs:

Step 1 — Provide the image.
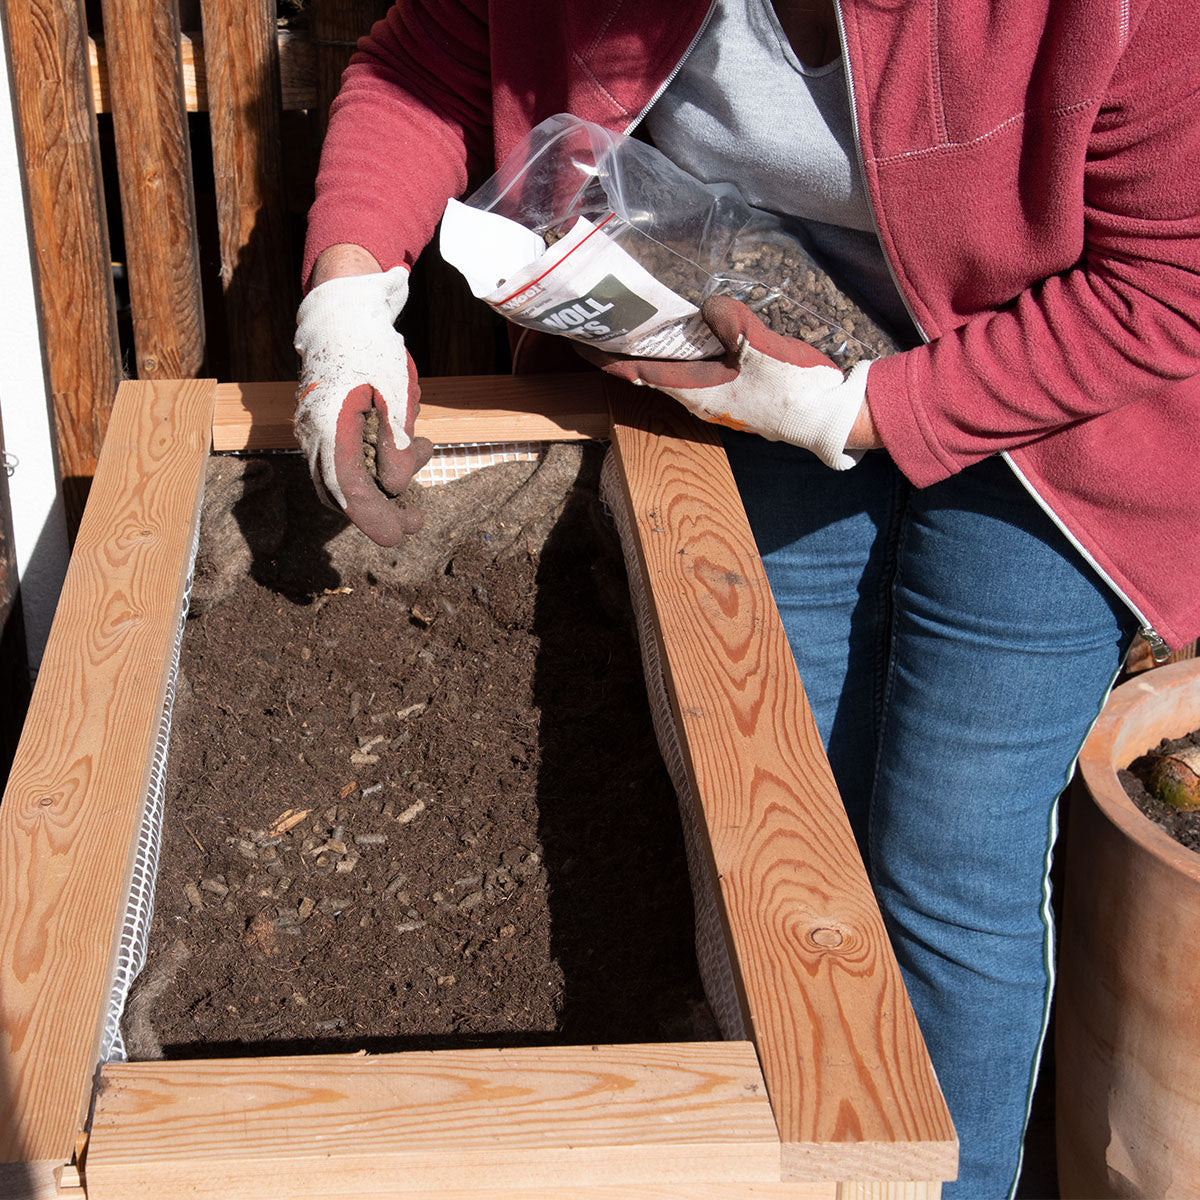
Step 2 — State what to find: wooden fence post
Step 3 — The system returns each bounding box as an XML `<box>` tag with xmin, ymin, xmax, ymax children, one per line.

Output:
<box><xmin>2</xmin><ymin>0</ymin><xmax>122</xmax><ymax>532</ymax></box>
<box><xmin>199</xmin><ymin>0</ymin><xmax>297</xmax><ymax>381</ymax></box>
<box><xmin>100</xmin><ymin>0</ymin><xmax>205</xmax><ymax>380</ymax></box>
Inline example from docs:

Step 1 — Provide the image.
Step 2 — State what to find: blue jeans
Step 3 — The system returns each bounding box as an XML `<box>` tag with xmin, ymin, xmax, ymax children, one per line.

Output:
<box><xmin>723</xmin><ymin>434</ymin><xmax>1136</xmax><ymax>1200</ymax></box>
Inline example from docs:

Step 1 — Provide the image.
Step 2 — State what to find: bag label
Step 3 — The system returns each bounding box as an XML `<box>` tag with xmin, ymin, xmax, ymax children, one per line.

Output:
<box><xmin>439</xmin><ymin>199</ymin><xmax>720</xmax><ymax>360</ymax></box>
<box><xmin>537</xmin><ymin>275</ymin><xmax>657</xmax><ymax>340</ymax></box>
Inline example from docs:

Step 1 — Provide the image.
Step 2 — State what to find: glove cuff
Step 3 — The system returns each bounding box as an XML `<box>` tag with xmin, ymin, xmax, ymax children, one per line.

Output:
<box><xmin>295</xmin><ymin>265</ymin><xmax>410</xmax><ymax>352</ymax></box>
<box><xmin>775</xmin><ymin>359</ymin><xmax>872</xmax><ymax>470</ymax></box>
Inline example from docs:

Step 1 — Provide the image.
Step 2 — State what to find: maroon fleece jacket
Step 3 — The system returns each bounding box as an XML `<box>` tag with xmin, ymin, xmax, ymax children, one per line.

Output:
<box><xmin>304</xmin><ymin>0</ymin><xmax>1200</xmax><ymax>649</ymax></box>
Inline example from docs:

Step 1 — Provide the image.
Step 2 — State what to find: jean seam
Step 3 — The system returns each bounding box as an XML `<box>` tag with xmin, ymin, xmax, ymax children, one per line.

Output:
<box><xmin>1006</xmin><ymin>640</ymin><xmax>1136</xmax><ymax>1200</ymax></box>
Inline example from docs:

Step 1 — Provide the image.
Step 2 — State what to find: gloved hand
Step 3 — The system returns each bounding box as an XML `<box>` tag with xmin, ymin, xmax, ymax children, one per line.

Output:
<box><xmin>596</xmin><ymin>294</ymin><xmax>873</xmax><ymax>469</ymax></box>
<box><xmin>293</xmin><ymin>265</ymin><xmax>433</xmax><ymax>545</ymax></box>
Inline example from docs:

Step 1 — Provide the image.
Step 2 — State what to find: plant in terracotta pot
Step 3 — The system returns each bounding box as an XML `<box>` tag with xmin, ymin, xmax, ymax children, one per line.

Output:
<box><xmin>1056</xmin><ymin>658</ymin><xmax>1200</xmax><ymax>1198</ymax></box>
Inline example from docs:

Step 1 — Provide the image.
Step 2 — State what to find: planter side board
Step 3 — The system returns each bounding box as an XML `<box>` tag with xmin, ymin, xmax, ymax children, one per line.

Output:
<box><xmin>605</xmin><ymin>383</ymin><xmax>956</xmax><ymax>1185</ymax></box>
<box><xmin>1</xmin><ymin>376</ymin><xmax>953</xmax><ymax>1198</ymax></box>
<box><xmin>0</xmin><ymin>380</ymin><xmax>216</xmax><ymax>1165</ymax></box>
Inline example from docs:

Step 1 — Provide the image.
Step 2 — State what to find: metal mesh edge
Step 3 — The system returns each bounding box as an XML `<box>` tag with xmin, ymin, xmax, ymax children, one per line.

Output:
<box><xmin>99</xmin><ymin>508</ymin><xmax>202</xmax><ymax>1064</ymax></box>
<box><xmin>416</xmin><ymin>441</ymin><xmax>540</xmax><ymax>486</ymax></box>
<box><xmin>598</xmin><ymin>449</ymin><xmax>748</xmax><ymax>1040</ymax></box>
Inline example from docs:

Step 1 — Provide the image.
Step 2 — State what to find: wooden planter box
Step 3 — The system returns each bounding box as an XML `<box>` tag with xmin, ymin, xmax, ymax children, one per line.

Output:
<box><xmin>0</xmin><ymin>375</ymin><xmax>956</xmax><ymax>1200</ymax></box>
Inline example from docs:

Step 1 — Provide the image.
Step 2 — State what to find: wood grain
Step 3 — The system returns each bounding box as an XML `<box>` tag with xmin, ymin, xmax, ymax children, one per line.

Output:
<box><xmin>199</xmin><ymin>0</ymin><xmax>298</xmax><ymax>381</ymax></box>
<box><xmin>0</xmin><ymin>380</ymin><xmax>215</xmax><ymax>1164</ymax></box>
<box><xmin>836</xmin><ymin>1185</ymin><xmax>941</xmax><ymax>1200</ymax></box>
<box><xmin>91</xmin><ymin>32</ymin><xmax>317</xmax><ymax>114</ymax></box>
<box><xmin>0</xmin><ymin>372</ymin><xmax>955</xmax><ymax>1189</ymax></box>
<box><xmin>605</xmin><ymin>382</ymin><xmax>957</xmax><ymax>1184</ymax></box>
<box><xmin>86</xmin><ymin>1180</ymin><xmax>836</xmax><ymax>1200</ymax></box>
<box><xmin>100</xmin><ymin>0</ymin><xmax>204</xmax><ymax>379</ymax></box>
<box><xmin>0</xmin><ymin>1160</ymin><xmax>61</xmax><ymax>1200</ymax></box>
<box><xmin>211</xmin><ymin>374</ymin><xmax>612</xmax><ymax>451</ymax></box>
<box><xmin>86</xmin><ymin>1044</ymin><xmax>780</xmax><ymax>1197</ymax></box>
<box><xmin>5</xmin><ymin>0</ymin><xmax>122</xmax><ymax>531</ymax></box>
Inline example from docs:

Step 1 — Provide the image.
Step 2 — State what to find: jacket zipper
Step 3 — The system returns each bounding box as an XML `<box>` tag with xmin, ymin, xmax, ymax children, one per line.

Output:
<box><xmin>830</xmin><ymin>1</ymin><xmax>1167</xmax><ymax>658</ymax></box>
<box><xmin>1002</xmin><ymin>454</ymin><xmax>1171</xmax><ymax>660</ymax></box>
<box><xmin>623</xmin><ymin>0</ymin><xmax>720</xmax><ymax>135</ymax></box>
<box><xmin>513</xmin><ymin>0</ymin><xmax>719</xmax><ymax>372</ymax></box>
<box><xmin>830</xmin><ymin>1</ymin><xmax>929</xmax><ymax>347</ymax></box>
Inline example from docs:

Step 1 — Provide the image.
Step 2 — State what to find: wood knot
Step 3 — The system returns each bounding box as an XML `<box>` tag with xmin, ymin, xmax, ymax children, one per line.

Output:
<box><xmin>808</xmin><ymin>926</ymin><xmax>845</xmax><ymax>949</ymax></box>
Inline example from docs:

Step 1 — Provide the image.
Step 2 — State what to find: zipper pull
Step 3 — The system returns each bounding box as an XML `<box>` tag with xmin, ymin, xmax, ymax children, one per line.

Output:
<box><xmin>1141</xmin><ymin>625</ymin><xmax>1172</xmax><ymax>664</ymax></box>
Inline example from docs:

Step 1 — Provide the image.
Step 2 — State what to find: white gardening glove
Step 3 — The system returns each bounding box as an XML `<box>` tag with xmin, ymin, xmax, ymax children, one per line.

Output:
<box><xmin>595</xmin><ymin>295</ymin><xmax>871</xmax><ymax>469</ymax></box>
<box><xmin>293</xmin><ymin>265</ymin><xmax>433</xmax><ymax>545</ymax></box>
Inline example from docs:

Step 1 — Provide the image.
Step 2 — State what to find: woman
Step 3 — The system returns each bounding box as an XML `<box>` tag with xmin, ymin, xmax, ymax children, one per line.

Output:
<box><xmin>293</xmin><ymin>2</ymin><xmax>1200</xmax><ymax>1193</ymax></box>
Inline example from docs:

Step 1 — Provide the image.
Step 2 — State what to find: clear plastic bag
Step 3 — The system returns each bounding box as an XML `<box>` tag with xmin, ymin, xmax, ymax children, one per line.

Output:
<box><xmin>441</xmin><ymin>113</ymin><xmax>896</xmax><ymax>366</ymax></box>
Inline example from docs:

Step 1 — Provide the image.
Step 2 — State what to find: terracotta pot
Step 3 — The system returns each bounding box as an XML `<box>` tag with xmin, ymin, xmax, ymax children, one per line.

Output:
<box><xmin>1057</xmin><ymin>659</ymin><xmax>1200</xmax><ymax>1198</ymax></box>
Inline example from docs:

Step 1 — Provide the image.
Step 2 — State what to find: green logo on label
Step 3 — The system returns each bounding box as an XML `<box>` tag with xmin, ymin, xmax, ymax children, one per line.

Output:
<box><xmin>538</xmin><ymin>275</ymin><xmax>657</xmax><ymax>341</ymax></box>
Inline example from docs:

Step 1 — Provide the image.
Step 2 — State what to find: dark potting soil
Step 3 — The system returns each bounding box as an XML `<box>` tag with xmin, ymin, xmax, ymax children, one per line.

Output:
<box><xmin>123</xmin><ymin>445</ymin><xmax>717</xmax><ymax>1059</ymax></box>
<box><xmin>1119</xmin><ymin>727</ymin><xmax>1200</xmax><ymax>854</ymax></box>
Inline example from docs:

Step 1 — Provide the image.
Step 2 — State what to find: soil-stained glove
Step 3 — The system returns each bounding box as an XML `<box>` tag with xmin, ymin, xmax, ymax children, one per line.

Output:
<box><xmin>598</xmin><ymin>294</ymin><xmax>870</xmax><ymax>469</ymax></box>
<box><xmin>294</xmin><ymin>265</ymin><xmax>433</xmax><ymax>545</ymax></box>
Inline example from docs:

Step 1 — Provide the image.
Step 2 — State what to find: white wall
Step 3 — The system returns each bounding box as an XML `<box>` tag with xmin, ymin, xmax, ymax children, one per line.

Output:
<box><xmin>0</xmin><ymin>15</ymin><xmax>71</xmax><ymax>671</ymax></box>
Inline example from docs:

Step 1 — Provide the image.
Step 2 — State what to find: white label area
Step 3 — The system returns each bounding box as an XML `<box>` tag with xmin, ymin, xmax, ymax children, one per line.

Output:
<box><xmin>439</xmin><ymin>200</ymin><xmax>720</xmax><ymax>360</ymax></box>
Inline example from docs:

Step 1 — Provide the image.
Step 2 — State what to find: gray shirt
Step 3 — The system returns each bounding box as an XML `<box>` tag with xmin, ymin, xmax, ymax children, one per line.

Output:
<box><xmin>642</xmin><ymin>0</ymin><xmax>918</xmax><ymax>344</ymax></box>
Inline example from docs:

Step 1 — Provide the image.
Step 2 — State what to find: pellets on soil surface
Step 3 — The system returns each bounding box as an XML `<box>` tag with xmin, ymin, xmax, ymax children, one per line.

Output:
<box><xmin>124</xmin><ymin>449</ymin><xmax>718</xmax><ymax>1057</ymax></box>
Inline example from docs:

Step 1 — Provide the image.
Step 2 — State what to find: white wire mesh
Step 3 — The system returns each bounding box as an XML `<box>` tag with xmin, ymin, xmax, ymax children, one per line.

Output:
<box><xmin>99</xmin><ymin>513</ymin><xmax>202</xmax><ymax>1063</ymax></box>
<box><xmin>599</xmin><ymin>450</ymin><xmax>748</xmax><ymax>1040</ymax></box>
<box><xmin>415</xmin><ymin>441</ymin><xmax>540</xmax><ymax>486</ymax></box>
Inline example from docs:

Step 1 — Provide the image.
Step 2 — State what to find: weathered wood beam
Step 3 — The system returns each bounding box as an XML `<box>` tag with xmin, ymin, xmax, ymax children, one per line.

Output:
<box><xmin>99</xmin><ymin>0</ymin><xmax>205</xmax><ymax>380</ymax></box>
<box><xmin>198</xmin><ymin>0</ymin><xmax>298</xmax><ymax>381</ymax></box>
<box><xmin>312</xmin><ymin>1</ymin><xmax>390</xmax><ymax>138</ymax></box>
<box><xmin>5</xmin><ymin>0</ymin><xmax>122</xmax><ymax>532</ymax></box>
<box><xmin>90</xmin><ymin>31</ymin><xmax>318</xmax><ymax>114</ymax></box>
